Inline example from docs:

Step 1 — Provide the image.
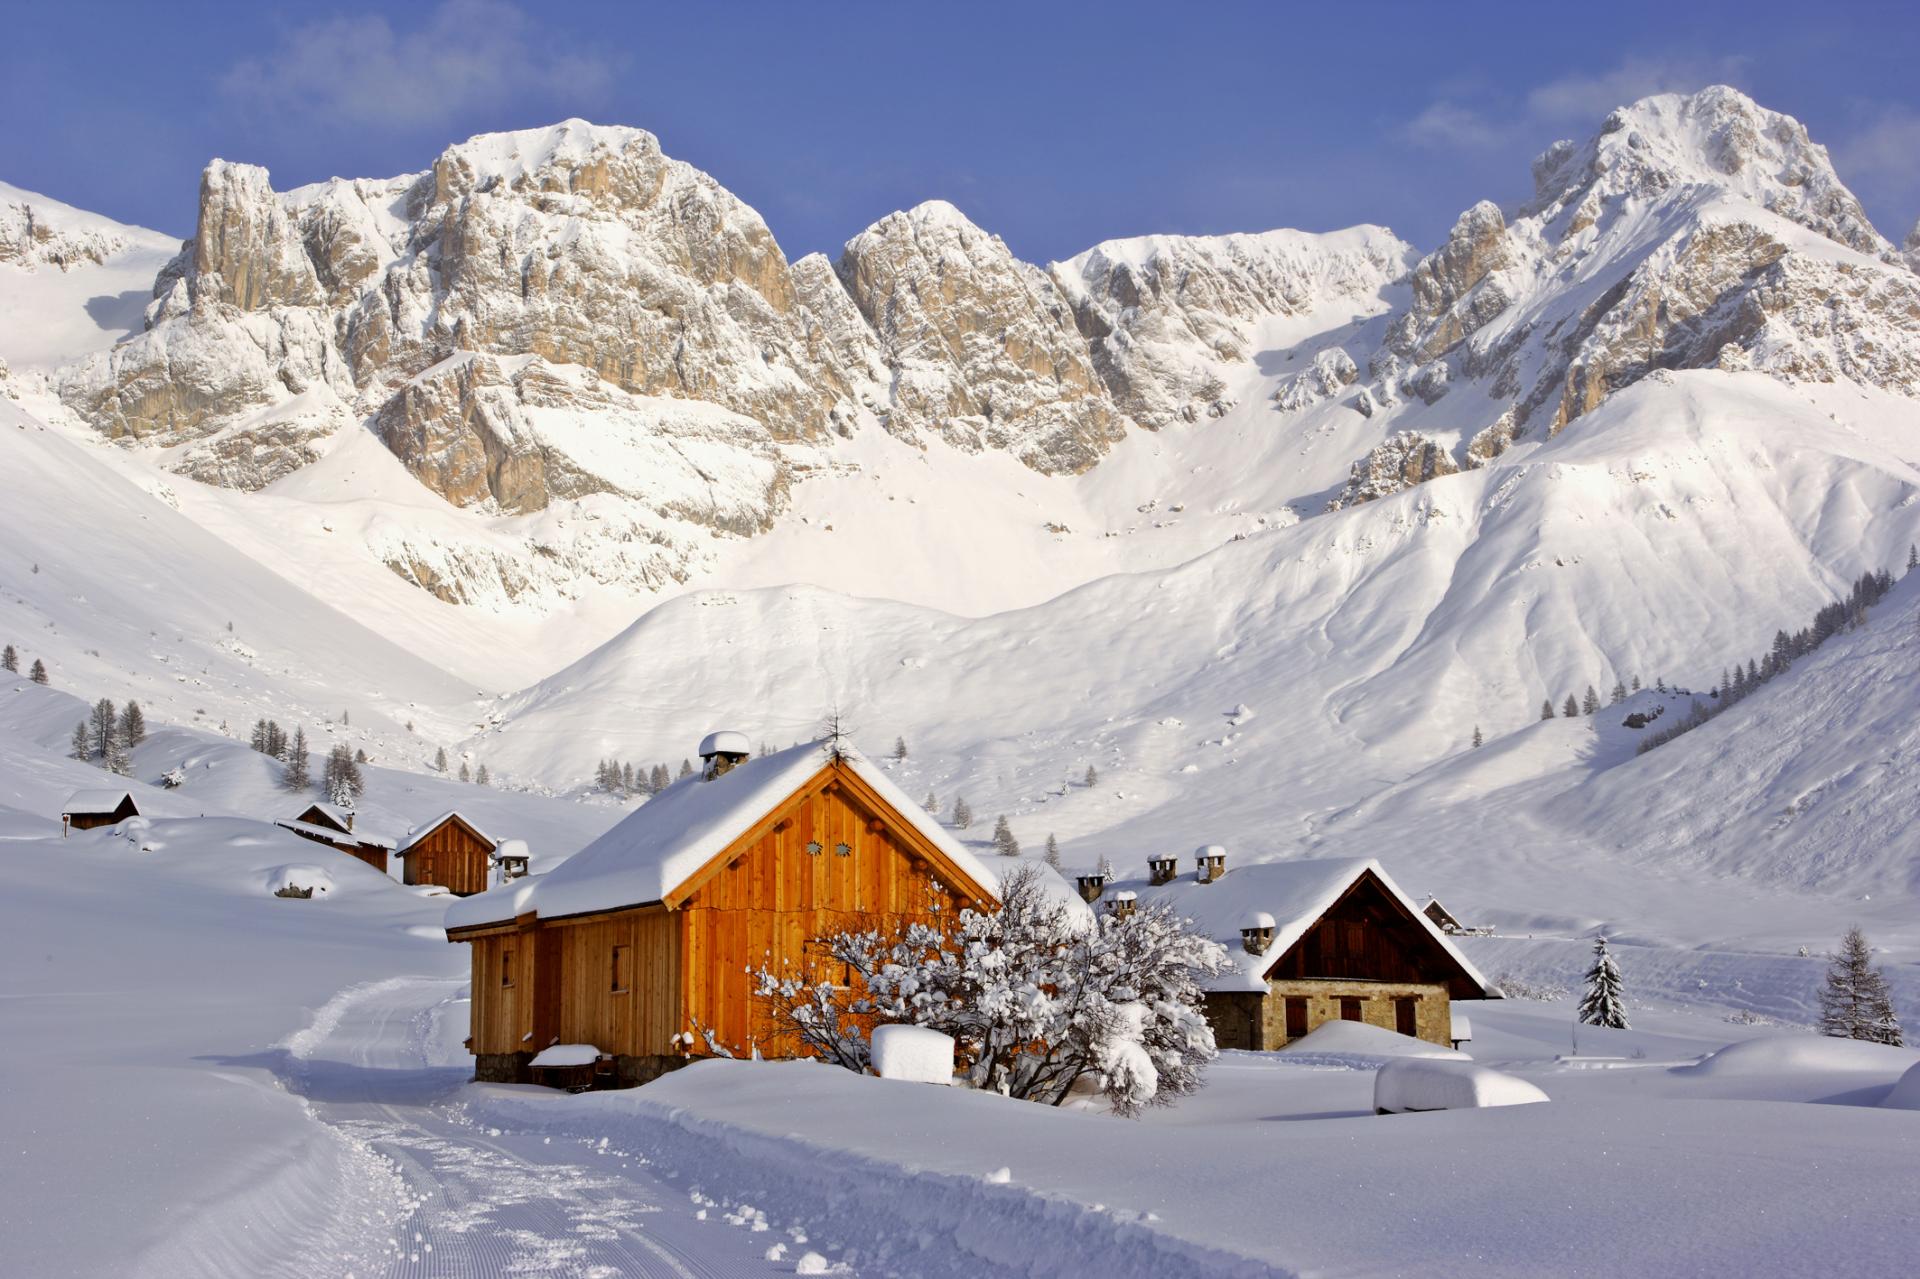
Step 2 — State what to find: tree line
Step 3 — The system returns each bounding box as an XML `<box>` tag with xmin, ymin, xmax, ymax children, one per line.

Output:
<box><xmin>249</xmin><ymin>718</ymin><xmax>366</xmax><ymax>805</ymax></box>
<box><xmin>69</xmin><ymin>697</ymin><xmax>147</xmax><ymax>775</ymax></box>
<box><xmin>2</xmin><ymin>643</ymin><xmax>51</xmax><ymax>686</ymax></box>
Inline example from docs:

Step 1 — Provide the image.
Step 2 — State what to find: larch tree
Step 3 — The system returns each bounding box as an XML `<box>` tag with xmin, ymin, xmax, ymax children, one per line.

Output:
<box><xmin>69</xmin><ymin>720</ymin><xmax>89</xmax><ymax>760</ymax></box>
<box><xmin>991</xmin><ymin>815</ymin><xmax>1020</xmax><ymax>857</ymax></box>
<box><xmin>679</xmin><ymin>758</ymin><xmax>694</xmax><ymax>778</ymax></box>
<box><xmin>458</xmin><ymin>761</ymin><xmax>471</xmax><ymax>783</ymax></box>
<box><xmin>119</xmin><ymin>701</ymin><xmax>146</xmax><ymax>747</ymax></box>
<box><xmin>90</xmin><ymin>698</ymin><xmax>118</xmax><ymax>762</ymax></box>
<box><xmin>1044</xmin><ymin>832</ymin><xmax>1062</xmax><ymax>870</ymax></box>
<box><xmin>891</xmin><ymin>736</ymin><xmax>909</xmax><ymax>761</ymax></box>
<box><xmin>324</xmin><ymin>743</ymin><xmax>364</xmax><ymax>805</ymax></box>
<box><xmin>1</xmin><ymin>643</ymin><xmax>16</xmax><ymax>672</ymax></box>
<box><xmin>282</xmin><ymin>727</ymin><xmax>311</xmax><ymax>791</ymax></box>
<box><xmin>1819</xmin><ymin>927</ymin><xmax>1904</xmax><ymax>1046</ymax></box>
<box><xmin>29</xmin><ymin>658</ymin><xmax>49</xmax><ymax>684</ymax></box>
<box><xmin>1630</xmin><ymin>675</ymin><xmax>1641</xmax><ymax>691</ymax></box>
<box><xmin>1582</xmin><ymin>685</ymin><xmax>1600</xmax><ymax>715</ymax></box>
<box><xmin>1908</xmin><ymin>543</ymin><xmax>1917</xmax><ymax>573</ymax></box>
<box><xmin>1610</xmin><ymin>681</ymin><xmax>1627</xmax><ymax>705</ymax></box>
<box><xmin>1577</xmin><ymin>936</ymin><xmax>1629</xmax><ymax>1029</ymax></box>
<box><xmin>923</xmin><ymin>791</ymin><xmax>940</xmax><ymax>816</ymax></box>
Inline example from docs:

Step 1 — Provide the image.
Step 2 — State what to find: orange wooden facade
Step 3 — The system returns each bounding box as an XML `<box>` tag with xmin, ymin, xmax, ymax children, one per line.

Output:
<box><xmin>402</xmin><ymin>814</ymin><xmax>494</xmax><ymax>895</ymax></box>
<box><xmin>452</xmin><ymin>759</ymin><xmax>993</xmax><ymax>1066</ymax></box>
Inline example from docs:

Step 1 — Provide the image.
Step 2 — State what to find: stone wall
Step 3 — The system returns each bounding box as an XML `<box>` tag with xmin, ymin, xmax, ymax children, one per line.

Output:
<box><xmin>1205</xmin><ymin>980</ymin><xmax>1454</xmax><ymax>1051</ymax></box>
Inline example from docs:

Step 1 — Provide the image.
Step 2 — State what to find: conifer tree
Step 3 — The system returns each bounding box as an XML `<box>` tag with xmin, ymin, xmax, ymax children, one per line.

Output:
<box><xmin>1820</xmin><ymin>927</ymin><xmax>1904</xmax><ymax>1046</ymax></box>
<box><xmin>651</xmin><ymin>763</ymin><xmax>670</xmax><ymax>792</ymax></box>
<box><xmin>891</xmin><ymin>736</ymin><xmax>909</xmax><ymax>761</ymax></box>
<box><xmin>1044</xmin><ymin>832</ymin><xmax>1062</xmax><ymax>870</ymax></box>
<box><xmin>458</xmin><ymin>761</ymin><xmax>471</xmax><ymax>783</ymax></box>
<box><xmin>951</xmin><ymin>796</ymin><xmax>973</xmax><ymax>829</ymax></box>
<box><xmin>1610</xmin><ymin>680</ymin><xmax>1627</xmax><ymax>705</ymax></box>
<box><xmin>1471</xmin><ymin>725</ymin><xmax>1483</xmax><ymax>748</ymax></box>
<box><xmin>434</xmin><ymin>746</ymin><xmax>448</xmax><ymax>773</ymax></box>
<box><xmin>91</xmin><ymin>698</ymin><xmax>118</xmax><ymax>761</ymax></box>
<box><xmin>1540</xmin><ymin>698</ymin><xmax>1555</xmax><ymax>721</ymax></box>
<box><xmin>119</xmin><ymin>701</ymin><xmax>146</xmax><ymax>747</ymax></box>
<box><xmin>995</xmin><ymin>816</ymin><xmax>1022</xmax><ymax>858</ymax></box>
<box><xmin>1</xmin><ymin>643</ymin><xmax>15</xmax><ymax>672</ymax></box>
<box><xmin>1908</xmin><ymin>543</ymin><xmax>1918</xmax><ymax>573</ymax></box>
<box><xmin>679</xmin><ymin>758</ymin><xmax>693</xmax><ymax>778</ymax></box>
<box><xmin>1562</xmin><ymin>694</ymin><xmax>1579</xmax><ymax>718</ymax></box>
<box><xmin>475</xmin><ymin>764</ymin><xmax>490</xmax><ymax>787</ymax></box>
<box><xmin>1084</xmin><ymin>764</ymin><xmax>1099</xmax><ymax>788</ymax></box>
<box><xmin>1630</xmin><ymin>675</ymin><xmax>1641</xmax><ymax>691</ymax></box>
<box><xmin>923</xmin><ymin>790</ymin><xmax>940</xmax><ymax>816</ymax></box>
<box><xmin>70</xmin><ymin>720</ymin><xmax>89</xmax><ymax>761</ymax></box>
<box><xmin>323</xmin><ymin>743</ymin><xmax>364</xmax><ymax>805</ymax></box>
<box><xmin>29</xmin><ymin>658</ymin><xmax>48</xmax><ymax>685</ymax></box>
<box><xmin>622</xmin><ymin>762</ymin><xmax>635</xmax><ymax>792</ymax></box>
<box><xmin>1582</xmin><ymin>685</ymin><xmax>1600</xmax><ymax>715</ymax></box>
<box><xmin>282</xmin><ymin>727</ymin><xmax>311</xmax><ymax>791</ymax></box>
<box><xmin>1577</xmin><ymin>936</ymin><xmax>1629</xmax><ymax>1029</ymax></box>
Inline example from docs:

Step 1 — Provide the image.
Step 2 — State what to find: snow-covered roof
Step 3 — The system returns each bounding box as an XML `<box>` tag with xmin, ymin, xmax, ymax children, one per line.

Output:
<box><xmin>62</xmin><ymin>788</ymin><xmax>136</xmax><ymax>816</ymax></box>
<box><xmin>395</xmin><ymin>810</ymin><xmax>497</xmax><ymax>855</ymax></box>
<box><xmin>1129</xmin><ymin>857</ymin><xmax>1493</xmax><ymax>996</ymax></box>
<box><xmin>698</xmin><ymin>730</ymin><xmax>750</xmax><ymax>758</ymax></box>
<box><xmin>275</xmin><ymin>819</ymin><xmax>396</xmax><ymax>850</ymax></box>
<box><xmin>446</xmin><ymin>741</ymin><xmax>1005</xmax><ymax>930</ymax></box>
<box><xmin>301</xmin><ymin>802</ymin><xmax>355</xmax><ymax>833</ymax></box>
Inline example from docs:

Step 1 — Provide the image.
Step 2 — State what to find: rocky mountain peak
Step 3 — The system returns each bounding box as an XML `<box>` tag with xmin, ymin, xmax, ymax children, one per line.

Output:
<box><xmin>0</xmin><ymin>180</ymin><xmax>174</xmax><ymax>272</ymax></box>
<box><xmin>1904</xmin><ymin>219</ymin><xmax>1920</xmax><ymax>275</ymax></box>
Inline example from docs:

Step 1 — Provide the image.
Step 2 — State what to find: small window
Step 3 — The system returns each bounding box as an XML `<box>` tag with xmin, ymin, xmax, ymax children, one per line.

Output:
<box><xmin>501</xmin><ymin>950</ymin><xmax>515</xmax><ymax>988</ymax></box>
<box><xmin>1339</xmin><ymin>996</ymin><xmax>1363</xmax><ymax>1022</ymax></box>
<box><xmin>611</xmin><ymin>945</ymin><xmax>630</xmax><ymax>994</ymax></box>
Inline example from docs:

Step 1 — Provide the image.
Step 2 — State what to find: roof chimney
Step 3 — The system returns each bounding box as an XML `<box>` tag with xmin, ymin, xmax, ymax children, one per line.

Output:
<box><xmin>1108</xmin><ymin>890</ymin><xmax>1137</xmax><ymax>920</ymax></box>
<box><xmin>1075</xmin><ymin>872</ymin><xmax>1107</xmax><ymax>904</ymax></box>
<box><xmin>698</xmin><ymin>730</ymin><xmax>751</xmax><ymax>780</ymax></box>
<box><xmin>1195</xmin><ymin>844</ymin><xmax>1227</xmax><ymax>884</ymax></box>
<box><xmin>1240</xmin><ymin>910</ymin><xmax>1276</xmax><ymax>955</ymax></box>
<box><xmin>1147</xmin><ymin>854</ymin><xmax>1178</xmax><ymax>886</ymax></box>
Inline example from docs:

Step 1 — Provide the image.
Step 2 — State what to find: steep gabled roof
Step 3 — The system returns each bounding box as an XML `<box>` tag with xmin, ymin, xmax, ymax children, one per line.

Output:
<box><xmin>446</xmin><ymin>741</ymin><xmax>1004</xmax><ymax>931</ymax></box>
<box><xmin>297</xmin><ymin>802</ymin><xmax>355</xmax><ymax>834</ymax></box>
<box><xmin>395</xmin><ymin>810</ymin><xmax>497</xmax><ymax>855</ymax></box>
<box><xmin>62</xmin><ymin>788</ymin><xmax>137</xmax><ymax>817</ymax></box>
<box><xmin>1131</xmin><ymin>857</ymin><xmax>1493</xmax><ymax>996</ymax></box>
<box><xmin>276</xmin><ymin>818</ymin><xmax>396</xmax><ymax>850</ymax></box>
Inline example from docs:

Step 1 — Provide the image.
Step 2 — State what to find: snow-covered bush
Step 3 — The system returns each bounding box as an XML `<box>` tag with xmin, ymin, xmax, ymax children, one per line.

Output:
<box><xmin>752</xmin><ymin>865</ymin><xmax>1230</xmax><ymax>1116</ymax></box>
<box><xmin>160</xmin><ymin>766</ymin><xmax>186</xmax><ymax>789</ymax></box>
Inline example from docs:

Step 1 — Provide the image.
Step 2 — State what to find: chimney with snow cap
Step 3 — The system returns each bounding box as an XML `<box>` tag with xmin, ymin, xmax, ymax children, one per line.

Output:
<box><xmin>1147</xmin><ymin>854</ymin><xmax>1178</xmax><ymax>885</ymax></box>
<box><xmin>1075</xmin><ymin>871</ymin><xmax>1107</xmax><ymax>904</ymax></box>
<box><xmin>1240</xmin><ymin>910</ymin><xmax>1276</xmax><ymax>954</ymax></box>
<box><xmin>698</xmin><ymin>730</ymin><xmax>751</xmax><ymax>780</ymax></box>
<box><xmin>1196</xmin><ymin>844</ymin><xmax>1227</xmax><ymax>884</ymax></box>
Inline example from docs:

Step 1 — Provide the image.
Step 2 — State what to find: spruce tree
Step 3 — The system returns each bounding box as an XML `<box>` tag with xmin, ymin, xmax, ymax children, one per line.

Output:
<box><xmin>1577</xmin><ymin>936</ymin><xmax>1629</xmax><ymax>1029</ymax></box>
<box><xmin>679</xmin><ymin>758</ymin><xmax>693</xmax><ymax>778</ymax></box>
<box><xmin>622</xmin><ymin>762</ymin><xmax>635</xmax><ymax>792</ymax></box>
<box><xmin>1582</xmin><ymin>685</ymin><xmax>1600</xmax><ymax>715</ymax></box>
<box><xmin>1472</xmin><ymin>725</ymin><xmax>1483</xmax><ymax>748</ymax></box>
<box><xmin>91</xmin><ymin>698</ymin><xmax>118</xmax><ymax>761</ymax></box>
<box><xmin>1908</xmin><ymin>543</ymin><xmax>1918</xmax><ymax>573</ymax></box>
<box><xmin>653</xmin><ymin>763</ymin><xmax>670</xmax><ymax>792</ymax></box>
<box><xmin>991</xmin><ymin>815</ymin><xmax>1020</xmax><ymax>857</ymax></box>
<box><xmin>1820</xmin><ymin>927</ymin><xmax>1904</xmax><ymax>1046</ymax></box>
<box><xmin>70</xmin><ymin>720</ymin><xmax>89</xmax><ymax>760</ymax></box>
<box><xmin>475</xmin><ymin>764</ymin><xmax>490</xmax><ymax>787</ymax></box>
<box><xmin>1562</xmin><ymin>694</ymin><xmax>1579</xmax><ymax>718</ymax></box>
<box><xmin>119</xmin><ymin>701</ymin><xmax>146</xmax><ymax>747</ymax></box>
<box><xmin>1540</xmin><ymin>698</ymin><xmax>1555</xmax><ymax>721</ymax></box>
<box><xmin>1610</xmin><ymin>681</ymin><xmax>1627</xmax><ymax>705</ymax></box>
<box><xmin>434</xmin><ymin>746</ymin><xmax>448</xmax><ymax>773</ymax></box>
<box><xmin>324</xmin><ymin>743</ymin><xmax>364</xmax><ymax>805</ymax></box>
<box><xmin>923</xmin><ymin>790</ymin><xmax>940</xmax><ymax>816</ymax></box>
<box><xmin>1084</xmin><ymin>764</ymin><xmax>1098</xmax><ymax>788</ymax></box>
<box><xmin>951</xmin><ymin>796</ymin><xmax>973</xmax><ymax>829</ymax></box>
<box><xmin>458</xmin><ymin>761</ymin><xmax>471</xmax><ymax>783</ymax></box>
<box><xmin>1</xmin><ymin>643</ymin><xmax>15</xmax><ymax>672</ymax></box>
<box><xmin>1044</xmin><ymin>832</ymin><xmax>1062</xmax><ymax>870</ymax></box>
<box><xmin>282</xmin><ymin>727</ymin><xmax>311</xmax><ymax>790</ymax></box>
<box><xmin>892</xmin><ymin>736</ymin><xmax>909</xmax><ymax>761</ymax></box>
<box><xmin>29</xmin><ymin>658</ymin><xmax>48</xmax><ymax>685</ymax></box>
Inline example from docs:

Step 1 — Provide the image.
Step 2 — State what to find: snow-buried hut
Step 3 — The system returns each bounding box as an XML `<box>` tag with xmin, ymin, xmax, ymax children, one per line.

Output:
<box><xmin>444</xmin><ymin>735</ymin><xmax>1004</xmax><ymax>1086</ymax></box>
<box><xmin>1109</xmin><ymin>852</ymin><xmax>1496</xmax><ymax>1051</ymax></box>
<box><xmin>397</xmin><ymin>810</ymin><xmax>499</xmax><ymax>896</ymax></box>
<box><xmin>61</xmin><ymin>788</ymin><xmax>139</xmax><ymax>834</ymax></box>
<box><xmin>276</xmin><ymin>802</ymin><xmax>395</xmax><ymax>874</ymax></box>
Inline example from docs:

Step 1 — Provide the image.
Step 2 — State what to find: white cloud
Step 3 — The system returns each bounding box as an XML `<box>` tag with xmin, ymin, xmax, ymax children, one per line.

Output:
<box><xmin>220</xmin><ymin>0</ymin><xmax>615</xmax><ymax>129</ymax></box>
<box><xmin>1404</xmin><ymin>101</ymin><xmax>1506</xmax><ymax>151</ymax></box>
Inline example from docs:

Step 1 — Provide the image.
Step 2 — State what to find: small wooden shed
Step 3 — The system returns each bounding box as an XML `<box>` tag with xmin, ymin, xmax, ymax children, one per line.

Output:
<box><xmin>445</xmin><ymin>736</ymin><xmax>1006</xmax><ymax>1087</ymax></box>
<box><xmin>276</xmin><ymin>802</ymin><xmax>395</xmax><ymax>874</ymax></box>
<box><xmin>62</xmin><ymin>788</ymin><xmax>139</xmax><ymax>834</ymax></box>
<box><xmin>1422</xmin><ymin>897</ymin><xmax>1465</xmax><ymax>934</ymax></box>
<box><xmin>396</xmin><ymin>810</ymin><xmax>497</xmax><ymax>895</ymax></box>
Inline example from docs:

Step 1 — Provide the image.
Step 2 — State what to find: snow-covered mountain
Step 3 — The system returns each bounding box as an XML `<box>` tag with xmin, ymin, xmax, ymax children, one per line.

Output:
<box><xmin>3</xmin><ymin>84</ymin><xmax>1919</xmax><ymax>968</ymax></box>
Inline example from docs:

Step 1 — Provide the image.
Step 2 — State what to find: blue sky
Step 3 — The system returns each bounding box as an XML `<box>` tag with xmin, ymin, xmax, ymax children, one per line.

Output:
<box><xmin>7</xmin><ymin>1</ymin><xmax>1919</xmax><ymax>261</ymax></box>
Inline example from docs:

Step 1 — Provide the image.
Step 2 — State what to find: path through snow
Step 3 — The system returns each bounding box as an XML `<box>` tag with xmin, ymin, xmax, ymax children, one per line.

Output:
<box><xmin>282</xmin><ymin>977</ymin><xmax>798</xmax><ymax>1279</ymax></box>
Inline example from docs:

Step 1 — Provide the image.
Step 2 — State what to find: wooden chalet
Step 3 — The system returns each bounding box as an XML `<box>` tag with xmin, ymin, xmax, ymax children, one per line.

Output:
<box><xmin>276</xmin><ymin>802</ymin><xmax>395</xmax><ymax>874</ymax></box>
<box><xmin>444</xmin><ymin>734</ymin><xmax>1005</xmax><ymax>1087</ymax></box>
<box><xmin>397</xmin><ymin>810</ymin><xmax>498</xmax><ymax>895</ymax></box>
<box><xmin>61</xmin><ymin>788</ymin><xmax>139</xmax><ymax>834</ymax></box>
<box><xmin>1122</xmin><ymin>850</ymin><xmax>1496</xmax><ymax>1051</ymax></box>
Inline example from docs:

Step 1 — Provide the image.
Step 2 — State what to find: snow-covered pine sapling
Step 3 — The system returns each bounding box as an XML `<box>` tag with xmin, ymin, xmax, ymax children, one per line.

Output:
<box><xmin>1</xmin><ymin>643</ymin><xmax>15</xmax><ymax>672</ymax></box>
<box><xmin>891</xmin><ymin>736</ymin><xmax>908</xmax><ymax>761</ymax></box>
<box><xmin>951</xmin><ymin>796</ymin><xmax>972</xmax><ymax>829</ymax></box>
<box><xmin>1472</xmin><ymin>725</ymin><xmax>1483</xmax><ymax>748</ymax></box>
<box><xmin>1045</xmin><ymin>832</ymin><xmax>1062</xmax><ymax>870</ymax></box>
<box><xmin>992</xmin><ymin>815</ymin><xmax>1020</xmax><ymax>857</ymax></box>
<box><xmin>29</xmin><ymin>658</ymin><xmax>48</xmax><ymax>684</ymax></box>
<box><xmin>161</xmin><ymin>766</ymin><xmax>186</xmax><ymax>789</ymax></box>
<box><xmin>923</xmin><ymin>791</ymin><xmax>940</xmax><ymax>816</ymax></box>
<box><xmin>1577</xmin><ymin>936</ymin><xmax>1629</xmax><ymax>1030</ymax></box>
<box><xmin>1820</xmin><ymin>927</ymin><xmax>1904</xmax><ymax>1046</ymax></box>
<box><xmin>324</xmin><ymin>743</ymin><xmax>363</xmax><ymax>803</ymax></box>
<box><xmin>1540</xmin><ymin>698</ymin><xmax>1554</xmax><ymax>721</ymax></box>
<box><xmin>70</xmin><ymin>720</ymin><xmax>89</xmax><ymax>761</ymax></box>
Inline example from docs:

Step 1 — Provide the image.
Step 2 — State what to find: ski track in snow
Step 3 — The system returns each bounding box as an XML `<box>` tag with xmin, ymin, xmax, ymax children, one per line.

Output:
<box><xmin>280</xmin><ymin>977</ymin><xmax>792</xmax><ymax>1279</ymax></box>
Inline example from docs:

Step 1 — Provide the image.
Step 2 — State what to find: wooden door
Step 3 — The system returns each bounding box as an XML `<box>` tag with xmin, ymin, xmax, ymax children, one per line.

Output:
<box><xmin>533</xmin><ymin>930</ymin><xmax>562</xmax><ymax>1050</ymax></box>
<box><xmin>1285</xmin><ymin>996</ymin><xmax>1309</xmax><ymax>1040</ymax></box>
<box><xmin>1394</xmin><ymin>996</ymin><xmax>1417</xmax><ymax>1036</ymax></box>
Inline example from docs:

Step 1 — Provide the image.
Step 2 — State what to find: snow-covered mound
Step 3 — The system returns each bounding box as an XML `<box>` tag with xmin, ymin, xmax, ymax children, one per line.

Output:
<box><xmin>1679</xmin><ymin>1034</ymin><xmax>1919</xmax><ymax>1079</ymax></box>
<box><xmin>1281</xmin><ymin>1020</ymin><xmax>1468</xmax><ymax>1063</ymax></box>
<box><xmin>1882</xmin><ymin>1060</ymin><xmax>1920</xmax><ymax>1109</ymax></box>
<box><xmin>1373</xmin><ymin>1058</ymin><xmax>1548</xmax><ymax>1112</ymax></box>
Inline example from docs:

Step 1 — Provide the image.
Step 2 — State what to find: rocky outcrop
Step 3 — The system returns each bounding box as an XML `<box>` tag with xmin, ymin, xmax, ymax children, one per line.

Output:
<box><xmin>1327</xmin><ymin>433</ymin><xmax>1459</xmax><ymax>510</ymax></box>
<box><xmin>1055</xmin><ymin>227</ymin><xmax>1411</xmax><ymax>428</ymax></box>
<box><xmin>1384</xmin><ymin>201</ymin><xmax>1511</xmax><ymax>365</ymax></box>
<box><xmin>835</xmin><ymin>201</ymin><xmax>1124</xmax><ymax>472</ymax></box>
<box><xmin>1274</xmin><ymin>347</ymin><xmax>1358</xmax><ymax>412</ymax></box>
<box><xmin>0</xmin><ymin>187</ymin><xmax>144</xmax><ymax>270</ymax></box>
<box><xmin>1903</xmin><ymin>220</ymin><xmax>1920</xmax><ymax>276</ymax></box>
<box><xmin>1463</xmin><ymin>409</ymin><xmax>1518</xmax><ymax>468</ymax></box>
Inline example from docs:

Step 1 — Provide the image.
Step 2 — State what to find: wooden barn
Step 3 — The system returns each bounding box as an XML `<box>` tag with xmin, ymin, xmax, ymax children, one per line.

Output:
<box><xmin>444</xmin><ymin>733</ymin><xmax>1005</xmax><ymax>1087</ymax></box>
<box><xmin>276</xmin><ymin>802</ymin><xmax>395</xmax><ymax>874</ymax></box>
<box><xmin>397</xmin><ymin>810</ymin><xmax>498</xmax><ymax>895</ymax></box>
<box><xmin>1120</xmin><ymin>851</ymin><xmax>1496</xmax><ymax>1051</ymax></box>
<box><xmin>62</xmin><ymin>788</ymin><xmax>139</xmax><ymax>834</ymax></box>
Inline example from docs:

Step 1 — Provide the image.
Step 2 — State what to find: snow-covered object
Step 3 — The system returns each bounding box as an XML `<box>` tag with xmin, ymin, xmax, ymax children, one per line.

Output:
<box><xmin>265</xmin><ymin>864</ymin><xmax>334</xmax><ymax>896</ymax></box>
<box><xmin>1132</xmin><ymin>857</ymin><xmax>1491</xmax><ymax>995</ymax></box>
<box><xmin>492</xmin><ymin>837</ymin><xmax>529</xmax><ymax>861</ymax></box>
<box><xmin>1449</xmin><ymin>1010</ymin><xmax>1472</xmax><ymax>1045</ymax></box>
<box><xmin>61</xmin><ymin>787</ymin><xmax>137</xmax><ymax>816</ymax></box>
<box><xmin>445</xmin><ymin>741</ymin><xmax>1005</xmax><ymax>929</ymax></box>
<box><xmin>1373</xmin><ymin>1058</ymin><xmax>1548</xmax><ymax>1113</ymax></box>
<box><xmin>1282</xmin><ymin>1020</ymin><xmax>1468</xmax><ymax>1063</ymax></box>
<box><xmin>1881</xmin><ymin>1060</ymin><xmax>1920</xmax><ymax>1110</ymax></box>
<box><xmin>1241</xmin><ymin>909</ymin><xmax>1276</xmax><ymax>930</ymax></box>
<box><xmin>698</xmin><ymin>730</ymin><xmax>751</xmax><ymax>758</ymax></box>
<box><xmin>870</xmin><ymin>1024</ymin><xmax>955</xmax><ymax>1084</ymax></box>
<box><xmin>396</xmin><ymin>810</ymin><xmax>496</xmax><ymax>854</ymax></box>
<box><xmin>1680</xmin><ymin>1034</ymin><xmax>1920</xmax><ymax>1079</ymax></box>
<box><xmin>529</xmin><ymin>1043</ymin><xmax>602</xmax><ymax>1068</ymax></box>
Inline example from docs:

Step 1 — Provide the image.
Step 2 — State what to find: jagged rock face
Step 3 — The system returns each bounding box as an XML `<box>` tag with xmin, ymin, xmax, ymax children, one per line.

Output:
<box><xmin>1903</xmin><ymin>220</ymin><xmax>1920</xmax><ymax>276</ymax></box>
<box><xmin>0</xmin><ymin>191</ymin><xmax>138</xmax><ymax>270</ymax></box>
<box><xmin>1055</xmin><ymin>227</ymin><xmax>1411</xmax><ymax>428</ymax></box>
<box><xmin>836</xmin><ymin>201</ymin><xmax>1124</xmax><ymax>473</ymax></box>
<box><xmin>1275</xmin><ymin>347</ymin><xmax>1358</xmax><ymax>412</ymax></box>
<box><xmin>1327</xmin><ymin>433</ymin><xmax>1459</xmax><ymax>510</ymax></box>
<box><xmin>1464</xmin><ymin>409</ymin><xmax>1518</xmax><ymax>468</ymax></box>
<box><xmin>1384</xmin><ymin>202</ymin><xmax>1510</xmax><ymax>365</ymax></box>
<box><xmin>190</xmin><ymin>161</ymin><xmax>324</xmax><ymax>311</ymax></box>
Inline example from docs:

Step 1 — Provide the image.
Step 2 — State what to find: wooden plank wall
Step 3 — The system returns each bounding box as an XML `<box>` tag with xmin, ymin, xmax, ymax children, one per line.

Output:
<box><xmin>548</xmin><ymin>909</ymin><xmax>680</xmax><ymax>1056</ymax></box>
<box><xmin>680</xmin><ymin>781</ymin><xmax>963</xmax><ymax>1057</ymax></box>
<box><xmin>1265</xmin><ymin>872</ymin><xmax>1479</xmax><ymax>997</ymax></box>
<box><xmin>403</xmin><ymin>819</ymin><xmax>492</xmax><ymax>895</ymax></box>
<box><xmin>468</xmin><ymin>933</ymin><xmax>535</xmax><ymax>1054</ymax></box>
